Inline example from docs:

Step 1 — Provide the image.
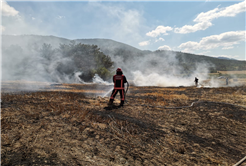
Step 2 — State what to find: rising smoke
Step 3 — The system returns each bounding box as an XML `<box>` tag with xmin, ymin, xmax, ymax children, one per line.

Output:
<box><xmin>2</xmin><ymin>43</ymin><xmax>78</xmax><ymax>83</ymax></box>
<box><xmin>2</xmin><ymin>35</ymin><xmax>228</xmax><ymax>88</ymax></box>
<box><xmin>1</xmin><ymin>37</ymin><xmax>114</xmax><ymax>87</ymax></box>
<box><xmin>110</xmin><ymin>51</ymin><xmax>212</xmax><ymax>87</ymax></box>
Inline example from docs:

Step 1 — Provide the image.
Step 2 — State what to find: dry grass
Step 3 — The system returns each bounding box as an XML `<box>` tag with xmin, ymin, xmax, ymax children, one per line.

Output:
<box><xmin>50</xmin><ymin>89</ymin><xmax>106</xmax><ymax>93</ymax></box>
<box><xmin>1</xmin><ymin>82</ymin><xmax>246</xmax><ymax>166</ymax></box>
<box><xmin>141</xmin><ymin>92</ymin><xmax>189</xmax><ymax>106</ymax></box>
<box><xmin>217</xmin><ymin>70</ymin><xmax>246</xmax><ymax>74</ymax></box>
<box><xmin>144</xmin><ymin>92</ymin><xmax>188</xmax><ymax>99</ymax></box>
<box><xmin>198</xmin><ymin>87</ymin><xmax>246</xmax><ymax>107</ymax></box>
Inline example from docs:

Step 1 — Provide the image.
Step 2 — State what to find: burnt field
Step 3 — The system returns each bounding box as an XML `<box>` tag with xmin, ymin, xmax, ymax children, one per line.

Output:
<box><xmin>1</xmin><ymin>82</ymin><xmax>246</xmax><ymax>166</ymax></box>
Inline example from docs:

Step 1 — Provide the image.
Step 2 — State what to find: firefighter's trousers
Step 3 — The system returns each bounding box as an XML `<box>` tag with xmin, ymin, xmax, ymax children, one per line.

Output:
<box><xmin>110</xmin><ymin>89</ymin><xmax>125</xmax><ymax>105</ymax></box>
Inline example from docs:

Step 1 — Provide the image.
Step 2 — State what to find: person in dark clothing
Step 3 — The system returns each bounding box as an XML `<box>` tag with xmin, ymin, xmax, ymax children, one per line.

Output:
<box><xmin>226</xmin><ymin>77</ymin><xmax>229</xmax><ymax>85</ymax></box>
<box><xmin>108</xmin><ymin>68</ymin><xmax>128</xmax><ymax>106</ymax></box>
<box><xmin>194</xmin><ymin>77</ymin><xmax>199</xmax><ymax>87</ymax></box>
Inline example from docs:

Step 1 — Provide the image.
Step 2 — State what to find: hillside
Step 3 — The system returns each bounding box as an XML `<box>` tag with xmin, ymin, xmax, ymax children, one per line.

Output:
<box><xmin>2</xmin><ymin>35</ymin><xmax>71</xmax><ymax>49</ymax></box>
<box><xmin>172</xmin><ymin>51</ymin><xmax>246</xmax><ymax>72</ymax></box>
<box><xmin>74</xmin><ymin>38</ymin><xmax>144</xmax><ymax>57</ymax></box>
<box><xmin>217</xmin><ymin>57</ymin><xmax>237</xmax><ymax>60</ymax></box>
<box><xmin>2</xmin><ymin>35</ymin><xmax>246</xmax><ymax>73</ymax></box>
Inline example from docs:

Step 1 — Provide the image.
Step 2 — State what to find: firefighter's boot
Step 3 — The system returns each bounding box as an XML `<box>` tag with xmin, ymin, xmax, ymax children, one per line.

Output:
<box><xmin>120</xmin><ymin>100</ymin><xmax>124</xmax><ymax>107</ymax></box>
<box><xmin>108</xmin><ymin>99</ymin><xmax>113</xmax><ymax>106</ymax></box>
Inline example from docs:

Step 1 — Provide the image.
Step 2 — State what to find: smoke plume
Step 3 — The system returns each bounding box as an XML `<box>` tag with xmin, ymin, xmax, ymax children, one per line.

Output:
<box><xmin>2</xmin><ymin>35</ymin><xmax>241</xmax><ymax>89</ymax></box>
<box><xmin>109</xmin><ymin>51</ymin><xmax>212</xmax><ymax>87</ymax></box>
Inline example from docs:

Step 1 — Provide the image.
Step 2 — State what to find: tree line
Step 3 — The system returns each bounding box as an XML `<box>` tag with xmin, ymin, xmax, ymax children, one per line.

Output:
<box><xmin>2</xmin><ymin>42</ymin><xmax>114</xmax><ymax>82</ymax></box>
<box><xmin>41</xmin><ymin>42</ymin><xmax>114</xmax><ymax>81</ymax></box>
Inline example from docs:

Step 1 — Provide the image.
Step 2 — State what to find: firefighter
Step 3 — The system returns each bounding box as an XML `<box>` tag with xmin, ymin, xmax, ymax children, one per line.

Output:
<box><xmin>226</xmin><ymin>77</ymin><xmax>229</xmax><ymax>85</ymax></box>
<box><xmin>194</xmin><ymin>77</ymin><xmax>199</xmax><ymax>87</ymax></box>
<box><xmin>108</xmin><ymin>68</ymin><xmax>128</xmax><ymax>107</ymax></box>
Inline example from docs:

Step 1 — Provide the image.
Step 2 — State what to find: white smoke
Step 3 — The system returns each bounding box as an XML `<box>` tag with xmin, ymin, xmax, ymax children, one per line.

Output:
<box><xmin>75</xmin><ymin>72</ymin><xmax>86</xmax><ymax>83</ymax></box>
<box><xmin>93</xmin><ymin>74</ymin><xmax>113</xmax><ymax>85</ymax></box>
<box><xmin>2</xmin><ymin>46</ymin><xmax>64</xmax><ymax>83</ymax></box>
<box><xmin>132</xmin><ymin>71</ymin><xmax>190</xmax><ymax>87</ymax></box>
<box><xmin>132</xmin><ymin>65</ymin><xmax>209</xmax><ymax>87</ymax></box>
<box><xmin>206</xmin><ymin>75</ymin><xmax>244</xmax><ymax>88</ymax></box>
<box><xmin>110</xmin><ymin>51</ymin><xmax>213</xmax><ymax>87</ymax></box>
<box><xmin>2</xmin><ymin>35</ymin><xmax>242</xmax><ymax>89</ymax></box>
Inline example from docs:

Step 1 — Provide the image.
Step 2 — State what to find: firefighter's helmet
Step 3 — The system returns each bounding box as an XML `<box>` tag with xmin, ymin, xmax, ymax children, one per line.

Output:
<box><xmin>116</xmin><ymin>68</ymin><xmax>122</xmax><ymax>72</ymax></box>
<box><xmin>116</xmin><ymin>68</ymin><xmax>123</xmax><ymax>74</ymax></box>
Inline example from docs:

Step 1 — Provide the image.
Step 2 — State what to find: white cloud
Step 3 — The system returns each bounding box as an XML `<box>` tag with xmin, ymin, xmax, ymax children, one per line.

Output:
<box><xmin>221</xmin><ymin>55</ymin><xmax>246</xmax><ymax>60</ymax></box>
<box><xmin>1</xmin><ymin>1</ymin><xmax>51</xmax><ymax>36</ymax></box>
<box><xmin>214</xmin><ymin>54</ymin><xmax>245</xmax><ymax>60</ymax></box>
<box><xmin>178</xmin><ymin>41</ymin><xmax>199</xmax><ymax>52</ymax></box>
<box><xmin>194</xmin><ymin>1</ymin><xmax>246</xmax><ymax>22</ymax></box>
<box><xmin>119</xmin><ymin>9</ymin><xmax>141</xmax><ymax>34</ymax></box>
<box><xmin>56</xmin><ymin>15</ymin><xmax>65</xmax><ymax>19</ymax></box>
<box><xmin>1</xmin><ymin>0</ymin><xmax>19</xmax><ymax>16</ymax></box>
<box><xmin>88</xmin><ymin>3</ymin><xmax>144</xmax><ymax>45</ymax></box>
<box><xmin>175</xmin><ymin>1</ymin><xmax>246</xmax><ymax>34</ymax></box>
<box><xmin>178</xmin><ymin>31</ymin><xmax>245</xmax><ymax>51</ymax></box>
<box><xmin>99</xmin><ymin>4</ymin><xmax>142</xmax><ymax>35</ymax></box>
<box><xmin>155</xmin><ymin>37</ymin><xmax>165</xmax><ymax>42</ymax></box>
<box><xmin>1</xmin><ymin>25</ymin><xmax>6</xmax><ymax>32</ymax></box>
<box><xmin>158</xmin><ymin>45</ymin><xmax>171</xmax><ymax>50</ymax></box>
<box><xmin>1</xmin><ymin>2</ymin><xmax>145</xmax><ymax>45</ymax></box>
<box><xmin>174</xmin><ymin>21</ymin><xmax>212</xmax><ymax>34</ymax></box>
<box><xmin>139</xmin><ymin>40</ymin><xmax>150</xmax><ymax>46</ymax></box>
<box><xmin>217</xmin><ymin>55</ymin><xmax>238</xmax><ymax>58</ymax></box>
<box><xmin>146</xmin><ymin>26</ymin><xmax>173</xmax><ymax>37</ymax></box>
<box><xmin>222</xmin><ymin>46</ymin><xmax>234</xmax><ymax>50</ymax></box>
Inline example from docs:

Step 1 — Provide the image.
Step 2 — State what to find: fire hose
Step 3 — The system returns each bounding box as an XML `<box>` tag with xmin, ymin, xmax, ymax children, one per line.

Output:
<box><xmin>124</xmin><ymin>99</ymin><xmax>246</xmax><ymax>166</ymax></box>
<box><xmin>121</xmin><ymin>82</ymin><xmax>246</xmax><ymax>109</ymax></box>
<box><xmin>233</xmin><ymin>156</ymin><xmax>246</xmax><ymax>166</ymax></box>
<box><xmin>109</xmin><ymin>83</ymin><xmax>246</xmax><ymax>165</ymax></box>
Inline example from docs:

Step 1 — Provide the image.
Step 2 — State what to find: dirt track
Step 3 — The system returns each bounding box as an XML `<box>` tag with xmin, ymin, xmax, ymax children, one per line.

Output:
<box><xmin>1</xmin><ymin>82</ymin><xmax>246</xmax><ymax>166</ymax></box>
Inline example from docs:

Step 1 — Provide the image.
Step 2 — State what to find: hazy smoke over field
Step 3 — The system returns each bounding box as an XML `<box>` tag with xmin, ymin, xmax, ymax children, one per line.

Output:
<box><xmin>3</xmin><ymin>34</ymin><xmax>240</xmax><ymax>88</ymax></box>
<box><xmin>2</xmin><ymin>44</ymin><xmax>80</xmax><ymax>84</ymax></box>
<box><xmin>1</xmin><ymin>36</ymin><xmax>215</xmax><ymax>88</ymax></box>
<box><xmin>110</xmin><ymin>52</ymin><xmax>211</xmax><ymax>87</ymax></box>
<box><xmin>2</xmin><ymin>43</ymin><xmax>112</xmax><ymax>89</ymax></box>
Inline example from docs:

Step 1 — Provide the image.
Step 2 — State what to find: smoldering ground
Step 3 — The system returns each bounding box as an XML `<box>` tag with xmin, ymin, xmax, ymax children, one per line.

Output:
<box><xmin>2</xmin><ymin>84</ymin><xmax>246</xmax><ymax>166</ymax></box>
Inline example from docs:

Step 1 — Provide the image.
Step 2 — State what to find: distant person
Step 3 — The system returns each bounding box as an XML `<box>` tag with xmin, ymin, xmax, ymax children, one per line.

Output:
<box><xmin>108</xmin><ymin>68</ymin><xmax>129</xmax><ymax>107</ymax></box>
<box><xmin>194</xmin><ymin>77</ymin><xmax>199</xmax><ymax>87</ymax></box>
<box><xmin>226</xmin><ymin>77</ymin><xmax>229</xmax><ymax>85</ymax></box>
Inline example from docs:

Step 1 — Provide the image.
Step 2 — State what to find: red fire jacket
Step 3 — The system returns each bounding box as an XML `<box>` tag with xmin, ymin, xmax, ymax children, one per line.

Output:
<box><xmin>113</xmin><ymin>74</ymin><xmax>127</xmax><ymax>90</ymax></box>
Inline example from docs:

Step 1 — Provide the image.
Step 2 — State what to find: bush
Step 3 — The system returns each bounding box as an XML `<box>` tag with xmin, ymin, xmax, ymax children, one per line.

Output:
<box><xmin>58</xmin><ymin>42</ymin><xmax>114</xmax><ymax>82</ymax></box>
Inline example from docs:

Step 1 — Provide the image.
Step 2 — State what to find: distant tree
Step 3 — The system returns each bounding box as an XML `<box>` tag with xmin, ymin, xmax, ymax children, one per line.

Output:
<box><xmin>209</xmin><ymin>67</ymin><xmax>217</xmax><ymax>73</ymax></box>
<box><xmin>57</xmin><ymin>43</ymin><xmax>113</xmax><ymax>81</ymax></box>
<box><xmin>40</xmin><ymin>43</ymin><xmax>55</xmax><ymax>60</ymax></box>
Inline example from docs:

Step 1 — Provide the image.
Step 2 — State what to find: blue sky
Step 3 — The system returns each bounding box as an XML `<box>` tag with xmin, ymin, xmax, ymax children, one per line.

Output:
<box><xmin>1</xmin><ymin>0</ymin><xmax>246</xmax><ymax>60</ymax></box>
